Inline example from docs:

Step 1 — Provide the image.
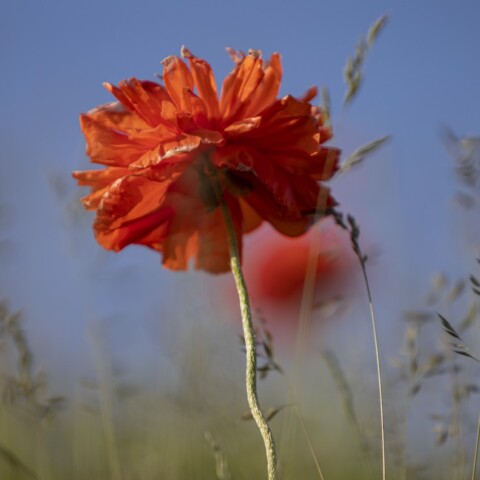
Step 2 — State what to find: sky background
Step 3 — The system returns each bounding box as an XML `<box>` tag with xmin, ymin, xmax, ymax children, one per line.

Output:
<box><xmin>2</xmin><ymin>0</ymin><xmax>480</xmax><ymax>388</ymax></box>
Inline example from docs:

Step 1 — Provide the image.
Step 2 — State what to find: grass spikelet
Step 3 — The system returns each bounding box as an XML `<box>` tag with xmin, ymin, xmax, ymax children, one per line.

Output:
<box><xmin>321</xmin><ymin>87</ymin><xmax>331</xmax><ymax>126</ymax></box>
<box><xmin>344</xmin><ymin>14</ymin><xmax>389</xmax><ymax>104</ymax></box>
<box><xmin>367</xmin><ymin>15</ymin><xmax>389</xmax><ymax>45</ymax></box>
<box><xmin>339</xmin><ymin>136</ymin><xmax>390</xmax><ymax>174</ymax></box>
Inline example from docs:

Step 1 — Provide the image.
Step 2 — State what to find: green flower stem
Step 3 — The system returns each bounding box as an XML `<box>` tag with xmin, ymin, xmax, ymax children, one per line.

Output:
<box><xmin>219</xmin><ymin>199</ymin><xmax>277</xmax><ymax>480</ymax></box>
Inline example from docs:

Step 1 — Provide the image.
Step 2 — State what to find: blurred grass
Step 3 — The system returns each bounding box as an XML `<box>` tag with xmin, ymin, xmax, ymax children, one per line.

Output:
<box><xmin>0</xmin><ymin>299</ymin><xmax>380</xmax><ymax>479</ymax></box>
<box><xmin>1</xmin><ymin>297</ymin><xmax>479</xmax><ymax>480</ymax></box>
<box><xmin>0</xmin><ymin>380</ymin><xmax>374</xmax><ymax>479</ymax></box>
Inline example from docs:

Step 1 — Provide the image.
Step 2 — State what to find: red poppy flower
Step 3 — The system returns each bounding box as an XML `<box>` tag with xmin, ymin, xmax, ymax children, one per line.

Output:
<box><xmin>73</xmin><ymin>47</ymin><xmax>340</xmax><ymax>273</ymax></box>
<box><xmin>246</xmin><ymin>224</ymin><xmax>351</xmax><ymax>300</ymax></box>
<box><xmin>240</xmin><ymin>219</ymin><xmax>356</xmax><ymax>332</ymax></box>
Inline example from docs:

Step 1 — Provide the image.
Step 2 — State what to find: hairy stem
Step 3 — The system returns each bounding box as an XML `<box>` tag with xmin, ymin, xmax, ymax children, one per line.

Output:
<box><xmin>219</xmin><ymin>199</ymin><xmax>277</xmax><ymax>480</ymax></box>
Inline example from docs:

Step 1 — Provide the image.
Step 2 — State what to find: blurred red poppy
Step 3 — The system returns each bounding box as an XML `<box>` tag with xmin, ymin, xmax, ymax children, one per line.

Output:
<box><xmin>73</xmin><ymin>47</ymin><xmax>339</xmax><ymax>273</ymax></box>
<box><xmin>242</xmin><ymin>219</ymin><xmax>356</xmax><ymax>331</ymax></box>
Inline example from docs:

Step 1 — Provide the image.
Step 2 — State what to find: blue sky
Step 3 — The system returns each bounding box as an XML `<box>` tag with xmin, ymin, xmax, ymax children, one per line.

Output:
<box><xmin>2</xmin><ymin>0</ymin><xmax>480</xmax><ymax>379</ymax></box>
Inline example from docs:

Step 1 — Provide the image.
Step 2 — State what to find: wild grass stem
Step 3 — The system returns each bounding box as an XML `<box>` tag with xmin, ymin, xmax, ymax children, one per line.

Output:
<box><xmin>293</xmin><ymin>404</ymin><xmax>326</xmax><ymax>480</ymax></box>
<box><xmin>472</xmin><ymin>413</ymin><xmax>480</xmax><ymax>480</ymax></box>
<box><xmin>333</xmin><ymin>212</ymin><xmax>386</xmax><ymax>480</ymax></box>
<box><xmin>361</xmin><ymin>258</ymin><xmax>386</xmax><ymax>480</ymax></box>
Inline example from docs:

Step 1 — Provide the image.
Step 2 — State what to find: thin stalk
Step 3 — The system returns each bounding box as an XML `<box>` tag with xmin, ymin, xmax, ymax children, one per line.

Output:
<box><xmin>471</xmin><ymin>413</ymin><xmax>480</xmax><ymax>480</ymax></box>
<box><xmin>277</xmin><ymin>238</ymin><xmax>317</xmax><ymax>465</ymax></box>
<box><xmin>360</xmin><ymin>260</ymin><xmax>386</xmax><ymax>480</ymax></box>
<box><xmin>218</xmin><ymin>196</ymin><xmax>277</xmax><ymax>480</ymax></box>
<box><xmin>294</xmin><ymin>405</ymin><xmax>326</xmax><ymax>480</ymax></box>
<box><xmin>337</xmin><ymin>213</ymin><xmax>385</xmax><ymax>480</ymax></box>
<box><xmin>451</xmin><ymin>357</ymin><xmax>464</xmax><ymax>480</ymax></box>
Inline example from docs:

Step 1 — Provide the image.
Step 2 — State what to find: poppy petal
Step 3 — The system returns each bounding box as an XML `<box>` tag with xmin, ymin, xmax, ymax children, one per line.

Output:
<box><xmin>162</xmin><ymin>55</ymin><xmax>195</xmax><ymax>111</ymax></box>
<box><xmin>182</xmin><ymin>46</ymin><xmax>220</xmax><ymax>122</ymax></box>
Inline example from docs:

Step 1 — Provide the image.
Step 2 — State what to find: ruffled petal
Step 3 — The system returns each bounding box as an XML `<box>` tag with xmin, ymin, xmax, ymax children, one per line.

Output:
<box><xmin>72</xmin><ymin>167</ymin><xmax>130</xmax><ymax>209</ymax></box>
<box><xmin>299</xmin><ymin>86</ymin><xmax>318</xmax><ymax>103</ymax></box>
<box><xmin>212</xmin><ymin>147</ymin><xmax>302</xmax><ymax>216</ymax></box>
<box><xmin>219</xmin><ymin>51</ymin><xmax>264</xmax><ymax>123</ymax></box>
<box><xmin>129</xmin><ymin>130</ymin><xmax>223</xmax><ymax>169</ymax></box>
<box><xmin>236</xmin><ymin>95</ymin><xmax>315</xmax><ymax>147</ymax></box>
<box><xmin>179</xmin><ymin>88</ymin><xmax>209</xmax><ymax>127</ymax></box>
<box><xmin>243</xmin><ymin>187</ymin><xmax>310</xmax><ymax>236</ymax></box>
<box><xmin>73</xmin><ymin>167</ymin><xmax>129</xmax><ymax>188</ymax></box>
<box><xmin>242</xmin><ymin>182</ymin><xmax>335</xmax><ymax>237</ymax></box>
<box><xmin>86</xmin><ymin>102</ymin><xmax>151</xmax><ymax>132</ymax></box>
<box><xmin>213</xmin><ymin>145</ymin><xmax>335</xmax><ymax>222</ymax></box>
<box><xmin>223</xmin><ymin>117</ymin><xmax>261</xmax><ymax>136</ymax></box>
<box><xmin>104</xmin><ymin>79</ymin><xmax>172</xmax><ymax>127</ymax></box>
<box><xmin>162</xmin><ymin>55</ymin><xmax>195</xmax><ymax>111</ymax></box>
<box><xmin>130</xmin><ymin>135</ymin><xmax>202</xmax><ymax>168</ymax></box>
<box><xmin>242</xmin><ymin>53</ymin><xmax>282</xmax><ymax>118</ymax></box>
<box><xmin>93</xmin><ymin>173</ymin><xmax>178</xmax><ymax>251</ymax></box>
<box><xmin>219</xmin><ymin>92</ymin><xmax>340</xmax><ymax>180</ymax></box>
<box><xmin>182</xmin><ymin>46</ymin><xmax>220</xmax><ymax>122</ymax></box>
<box><xmin>267</xmin><ymin>147</ymin><xmax>340</xmax><ymax>180</ymax></box>
<box><xmin>80</xmin><ymin>115</ymin><xmax>152</xmax><ymax>167</ymax></box>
